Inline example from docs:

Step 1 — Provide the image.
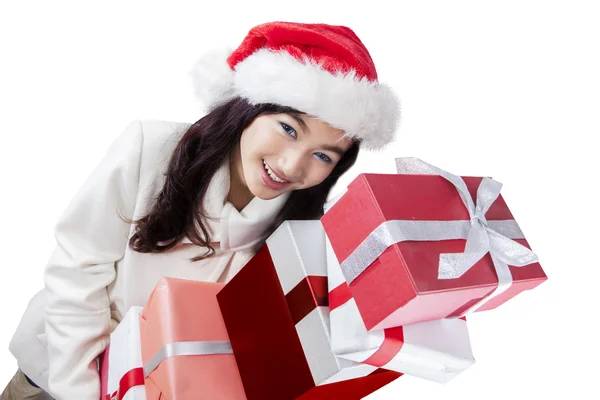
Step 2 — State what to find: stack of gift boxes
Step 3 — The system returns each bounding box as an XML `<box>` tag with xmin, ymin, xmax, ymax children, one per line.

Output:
<box><xmin>101</xmin><ymin>158</ymin><xmax>547</xmax><ymax>399</ymax></box>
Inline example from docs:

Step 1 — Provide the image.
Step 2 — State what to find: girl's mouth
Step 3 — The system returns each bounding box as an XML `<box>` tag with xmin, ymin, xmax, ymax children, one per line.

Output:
<box><xmin>261</xmin><ymin>159</ymin><xmax>291</xmax><ymax>190</ymax></box>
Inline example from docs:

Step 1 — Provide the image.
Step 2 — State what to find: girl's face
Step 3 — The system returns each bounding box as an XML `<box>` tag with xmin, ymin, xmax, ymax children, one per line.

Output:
<box><xmin>232</xmin><ymin>113</ymin><xmax>354</xmax><ymax>201</ymax></box>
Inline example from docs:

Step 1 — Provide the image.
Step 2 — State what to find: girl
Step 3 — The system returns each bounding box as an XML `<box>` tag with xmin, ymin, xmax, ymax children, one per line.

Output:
<box><xmin>2</xmin><ymin>21</ymin><xmax>399</xmax><ymax>400</ymax></box>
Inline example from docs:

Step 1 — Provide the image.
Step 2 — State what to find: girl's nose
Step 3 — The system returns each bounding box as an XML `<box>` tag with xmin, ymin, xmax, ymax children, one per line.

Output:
<box><xmin>279</xmin><ymin>151</ymin><xmax>305</xmax><ymax>182</ymax></box>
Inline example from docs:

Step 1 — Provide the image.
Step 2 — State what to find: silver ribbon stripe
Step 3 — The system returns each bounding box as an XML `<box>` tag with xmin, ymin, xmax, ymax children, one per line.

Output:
<box><xmin>143</xmin><ymin>340</ymin><xmax>233</xmax><ymax>378</ymax></box>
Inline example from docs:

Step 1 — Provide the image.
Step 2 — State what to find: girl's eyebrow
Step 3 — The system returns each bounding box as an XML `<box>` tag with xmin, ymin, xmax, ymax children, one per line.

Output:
<box><xmin>321</xmin><ymin>144</ymin><xmax>346</xmax><ymax>157</ymax></box>
<box><xmin>288</xmin><ymin>114</ymin><xmax>310</xmax><ymax>134</ymax></box>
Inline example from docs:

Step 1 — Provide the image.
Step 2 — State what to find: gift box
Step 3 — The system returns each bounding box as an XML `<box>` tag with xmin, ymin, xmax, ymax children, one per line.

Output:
<box><xmin>218</xmin><ymin>220</ymin><xmax>405</xmax><ymax>400</ymax></box>
<box><xmin>321</xmin><ymin>157</ymin><xmax>547</xmax><ymax>330</ymax></box>
<box><xmin>326</xmin><ymin>234</ymin><xmax>475</xmax><ymax>383</ymax></box>
<box><xmin>139</xmin><ymin>278</ymin><xmax>246</xmax><ymax>400</ymax></box>
<box><xmin>100</xmin><ymin>347</ymin><xmax>108</xmax><ymax>400</ymax></box>
<box><xmin>104</xmin><ymin>306</ymin><xmax>146</xmax><ymax>400</ymax></box>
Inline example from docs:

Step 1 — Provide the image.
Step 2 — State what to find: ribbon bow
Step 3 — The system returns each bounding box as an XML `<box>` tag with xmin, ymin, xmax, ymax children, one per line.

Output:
<box><xmin>396</xmin><ymin>157</ymin><xmax>540</xmax><ymax>280</ymax></box>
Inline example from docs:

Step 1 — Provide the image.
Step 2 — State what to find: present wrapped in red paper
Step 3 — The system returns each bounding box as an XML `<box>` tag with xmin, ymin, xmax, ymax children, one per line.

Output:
<box><xmin>99</xmin><ymin>347</ymin><xmax>109</xmax><ymax>400</ymax></box>
<box><xmin>321</xmin><ymin>157</ymin><xmax>547</xmax><ymax>330</ymax></box>
<box><xmin>103</xmin><ymin>306</ymin><xmax>146</xmax><ymax>400</ymax></box>
<box><xmin>139</xmin><ymin>278</ymin><xmax>246</xmax><ymax>400</ymax></box>
<box><xmin>218</xmin><ymin>220</ymin><xmax>404</xmax><ymax>400</ymax></box>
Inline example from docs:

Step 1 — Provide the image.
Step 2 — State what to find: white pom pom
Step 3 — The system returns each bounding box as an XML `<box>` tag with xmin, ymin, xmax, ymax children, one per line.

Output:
<box><xmin>188</xmin><ymin>47</ymin><xmax>235</xmax><ymax>111</ymax></box>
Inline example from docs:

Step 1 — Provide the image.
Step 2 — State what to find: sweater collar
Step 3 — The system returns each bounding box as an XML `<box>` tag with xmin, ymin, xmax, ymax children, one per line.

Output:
<box><xmin>181</xmin><ymin>158</ymin><xmax>290</xmax><ymax>251</ymax></box>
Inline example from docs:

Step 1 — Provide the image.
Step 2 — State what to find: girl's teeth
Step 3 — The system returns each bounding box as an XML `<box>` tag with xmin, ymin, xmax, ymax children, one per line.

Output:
<box><xmin>263</xmin><ymin>160</ymin><xmax>287</xmax><ymax>183</ymax></box>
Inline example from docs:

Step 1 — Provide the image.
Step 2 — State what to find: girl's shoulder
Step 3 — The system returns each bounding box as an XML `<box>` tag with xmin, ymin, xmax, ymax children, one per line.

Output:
<box><xmin>139</xmin><ymin>119</ymin><xmax>193</xmax><ymax>146</ymax></box>
<box><xmin>137</xmin><ymin>118</ymin><xmax>193</xmax><ymax>167</ymax></box>
<box><xmin>129</xmin><ymin>119</ymin><xmax>194</xmax><ymax>210</ymax></box>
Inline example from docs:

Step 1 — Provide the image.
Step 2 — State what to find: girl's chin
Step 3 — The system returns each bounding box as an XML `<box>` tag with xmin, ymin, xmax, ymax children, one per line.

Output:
<box><xmin>251</xmin><ymin>184</ymin><xmax>291</xmax><ymax>200</ymax></box>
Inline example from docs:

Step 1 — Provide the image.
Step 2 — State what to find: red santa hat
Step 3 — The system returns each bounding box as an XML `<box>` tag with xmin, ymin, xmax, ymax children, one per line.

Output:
<box><xmin>189</xmin><ymin>21</ymin><xmax>400</xmax><ymax>150</ymax></box>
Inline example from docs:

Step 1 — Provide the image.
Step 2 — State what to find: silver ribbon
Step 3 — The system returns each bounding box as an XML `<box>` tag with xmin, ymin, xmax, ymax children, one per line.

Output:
<box><xmin>143</xmin><ymin>340</ymin><xmax>233</xmax><ymax>378</ymax></box>
<box><xmin>339</xmin><ymin>157</ymin><xmax>539</xmax><ymax>316</ymax></box>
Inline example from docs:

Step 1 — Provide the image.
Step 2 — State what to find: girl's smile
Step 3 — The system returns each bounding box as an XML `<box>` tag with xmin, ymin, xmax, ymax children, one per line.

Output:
<box><xmin>261</xmin><ymin>159</ymin><xmax>292</xmax><ymax>190</ymax></box>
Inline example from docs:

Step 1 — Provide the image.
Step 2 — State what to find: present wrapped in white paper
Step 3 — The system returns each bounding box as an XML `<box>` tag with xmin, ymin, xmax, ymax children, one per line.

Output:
<box><xmin>106</xmin><ymin>306</ymin><xmax>146</xmax><ymax>400</ymax></box>
<box><xmin>326</xmin><ymin>231</ymin><xmax>476</xmax><ymax>383</ymax></box>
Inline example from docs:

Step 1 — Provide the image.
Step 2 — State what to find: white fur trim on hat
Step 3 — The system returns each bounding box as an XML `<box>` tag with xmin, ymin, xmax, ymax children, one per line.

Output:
<box><xmin>188</xmin><ymin>47</ymin><xmax>236</xmax><ymax>108</ymax></box>
<box><xmin>189</xmin><ymin>48</ymin><xmax>400</xmax><ymax>150</ymax></box>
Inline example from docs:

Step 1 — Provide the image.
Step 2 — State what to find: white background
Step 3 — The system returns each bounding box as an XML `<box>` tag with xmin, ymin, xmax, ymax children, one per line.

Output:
<box><xmin>0</xmin><ymin>1</ymin><xmax>598</xmax><ymax>399</ymax></box>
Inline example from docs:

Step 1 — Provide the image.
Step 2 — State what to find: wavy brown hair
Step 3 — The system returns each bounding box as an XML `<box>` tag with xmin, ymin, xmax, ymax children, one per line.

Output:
<box><xmin>125</xmin><ymin>97</ymin><xmax>360</xmax><ymax>261</ymax></box>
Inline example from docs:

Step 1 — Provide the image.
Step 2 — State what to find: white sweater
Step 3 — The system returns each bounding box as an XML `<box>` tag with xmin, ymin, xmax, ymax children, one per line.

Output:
<box><xmin>9</xmin><ymin>119</ymin><xmax>290</xmax><ymax>400</ymax></box>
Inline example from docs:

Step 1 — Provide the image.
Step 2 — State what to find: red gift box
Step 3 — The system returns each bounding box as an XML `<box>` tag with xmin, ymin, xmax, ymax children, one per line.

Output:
<box><xmin>99</xmin><ymin>347</ymin><xmax>109</xmax><ymax>400</ymax></box>
<box><xmin>321</xmin><ymin>163</ymin><xmax>547</xmax><ymax>331</ymax></box>
<box><xmin>139</xmin><ymin>278</ymin><xmax>247</xmax><ymax>400</ymax></box>
<box><xmin>217</xmin><ymin>221</ymin><xmax>402</xmax><ymax>400</ymax></box>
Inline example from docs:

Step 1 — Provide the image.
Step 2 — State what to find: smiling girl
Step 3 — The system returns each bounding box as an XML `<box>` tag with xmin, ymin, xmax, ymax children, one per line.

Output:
<box><xmin>2</xmin><ymin>21</ymin><xmax>400</xmax><ymax>400</ymax></box>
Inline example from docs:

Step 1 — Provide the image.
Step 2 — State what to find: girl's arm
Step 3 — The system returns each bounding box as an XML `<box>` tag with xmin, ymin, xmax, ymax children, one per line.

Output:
<box><xmin>43</xmin><ymin>120</ymin><xmax>144</xmax><ymax>399</ymax></box>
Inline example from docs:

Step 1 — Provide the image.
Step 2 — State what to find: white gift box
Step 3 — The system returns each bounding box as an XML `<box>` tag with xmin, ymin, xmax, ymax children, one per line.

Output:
<box><xmin>326</xmin><ymin>232</ymin><xmax>476</xmax><ymax>383</ymax></box>
<box><xmin>106</xmin><ymin>306</ymin><xmax>147</xmax><ymax>400</ymax></box>
<box><xmin>262</xmin><ymin>220</ymin><xmax>381</xmax><ymax>384</ymax></box>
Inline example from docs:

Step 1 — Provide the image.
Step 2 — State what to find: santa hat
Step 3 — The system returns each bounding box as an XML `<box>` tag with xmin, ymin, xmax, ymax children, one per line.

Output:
<box><xmin>189</xmin><ymin>21</ymin><xmax>400</xmax><ymax>150</ymax></box>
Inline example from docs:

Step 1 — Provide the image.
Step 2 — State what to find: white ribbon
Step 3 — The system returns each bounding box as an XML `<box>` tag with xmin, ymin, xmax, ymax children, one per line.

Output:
<box><xmin>338</xmin><ymin>157</ymin><xmax>539</xmax><ymax>316</ymax></box>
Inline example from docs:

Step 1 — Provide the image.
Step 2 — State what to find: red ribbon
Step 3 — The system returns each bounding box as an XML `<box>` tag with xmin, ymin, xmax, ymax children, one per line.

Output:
<box><xmin>328</xmin><ymin>281</ymin><xmax>353</xmax><ymax>312</ymax></box>
<box><xmin>329</xmin><ymin>281</ymin><xmax>407</xmax><ymax>368</ymax></box>
<box><xmin>106</xmin><ymin>367</ymin><xmax>144</xmax><ymax>400</ymax></box>
<box><xmin>285</xmin><ymin>275</ymin><xmax>329</xmax><ymax>325</ymax></box>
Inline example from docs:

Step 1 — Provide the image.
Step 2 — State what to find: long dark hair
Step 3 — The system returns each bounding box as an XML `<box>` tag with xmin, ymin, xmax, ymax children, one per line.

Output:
<box><xmin>126</xmin><ymin>97</ymin><xmax>360</xmax><ymax>261</ymax></box>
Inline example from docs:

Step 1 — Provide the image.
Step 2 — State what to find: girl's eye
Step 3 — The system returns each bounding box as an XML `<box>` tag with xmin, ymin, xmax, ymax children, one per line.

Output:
<box><xmin>315</xmin><ymin>152</ymin><xmax>332</xmax><ymax>163</ymax></box>
<box><xmin>280</xmin><ymin>122</ymin><xmax>296</xmax><ymax>138</ymax></box>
